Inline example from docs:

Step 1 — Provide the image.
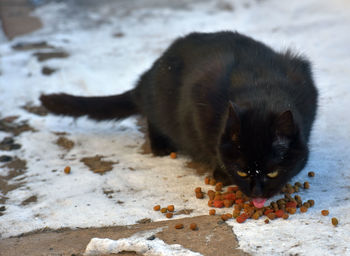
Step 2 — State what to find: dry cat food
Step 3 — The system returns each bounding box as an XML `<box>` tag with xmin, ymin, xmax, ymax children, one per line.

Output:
<box><xmin>175</xmin><ymin>223</ymin><xmax>184</xmax><ymax>229</ymax></box>
<box><xmin>331</xmin><ymin>217</ymin><xmax>338</xmax><ymax>226</ymax></box>
<box><xmin>167</xmin><ymin>205</ymin><xmax>175</xmax><ymax>212</ymax></box>
<box><xmin>170</xmin><ymin>152</ymin><xmax>177</xmax><ymax>159</ymax></box>
<box><xmin>189</xmin><ymin>223</ymin><xmax>198</xmax><ymax>230</ymax></box>
<box><xmin>166</xmin><ymin>212</ymin><xmax>173</xmax><ymax>218</ymax></box>
<box><xmin>196</xmin><ymin>174</ymin><xmax>320</xmax><ymax>224</ymax></box>
<box><xmin>153</xmin><ymin>205</ymin><xmax>161</xmax><ymax>211</ymax></box>
<box><xmin>321</xmin><ymin>210</ymin><xmax>329</xmax><ymax>216</ymax></box>
<box><xmin>64</xmin><ymin>166</ymin><xmax>71</xmax><ymax>174</ymax></box>
<box><xmin>308</xmin><ymin>171</ymin><xmax>315</xmax><ymax>177</ymax></box>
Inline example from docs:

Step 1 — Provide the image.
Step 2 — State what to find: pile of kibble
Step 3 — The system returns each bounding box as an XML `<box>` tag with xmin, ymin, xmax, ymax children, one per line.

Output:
<box><xmin>192</xmin><ymin>171</ymin><xmax>338</xmax><ymax>225</ymax></box>
<box><xmin>153</xmin><ymin>168</ymin><xmax>338</xmax><ymax>227</ymax></box>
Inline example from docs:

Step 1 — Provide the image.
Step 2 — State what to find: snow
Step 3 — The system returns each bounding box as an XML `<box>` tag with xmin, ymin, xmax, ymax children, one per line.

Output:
<box><xmin>1</xmin><ymin>0</ymin><xmax>350</xmax><ymax>255</ymax></box>
<box><xmin>85</xmin><ymin>228</ymin><xmax>202</xmax><ymax>256</ymax></box>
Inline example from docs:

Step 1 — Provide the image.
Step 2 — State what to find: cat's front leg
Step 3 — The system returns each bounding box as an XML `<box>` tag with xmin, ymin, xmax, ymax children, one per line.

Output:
<box><xmin>147</xmin><ymin>121</ymin><xmax>176</xmax><ymax>156</ymax></box>
<box><xmin>213</xmin><ymin>165</ymin><xmax>234</xmax><ymax>186</ymax></box>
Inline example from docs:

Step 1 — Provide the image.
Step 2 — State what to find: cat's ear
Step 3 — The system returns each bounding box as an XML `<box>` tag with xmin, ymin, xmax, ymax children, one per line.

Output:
<box><xmin>272</xmin><ymin>110</ymin><xmax>295</xmax><ymax>153</ymax></box>
<box><xmin>274</xmin><ymin>110</ymin><xmax>295</xmax><ymax>137</ymax></box>
<box><xmin>226</xmin><ymin>101</ymin><xmax>241</xmax><ymax>141</ymax></box>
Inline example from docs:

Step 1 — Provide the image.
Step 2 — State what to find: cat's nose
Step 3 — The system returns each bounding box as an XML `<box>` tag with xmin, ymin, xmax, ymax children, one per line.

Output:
<box><xmin>251</xmin><ymin>183</ymin><xmax>263</xmax><ymax>197</ymax></box>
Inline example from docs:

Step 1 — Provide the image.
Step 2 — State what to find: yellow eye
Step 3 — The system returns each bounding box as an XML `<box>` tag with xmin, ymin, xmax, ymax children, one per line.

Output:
<box><xmin>237</xmin><ymin>171</ymin><xmax>248</xmax><ymax>177</ymax></box>
<box><xmin>267</xmin><ymin>170</ymin><xmax>279</xmax><ymax>178</ymax></box>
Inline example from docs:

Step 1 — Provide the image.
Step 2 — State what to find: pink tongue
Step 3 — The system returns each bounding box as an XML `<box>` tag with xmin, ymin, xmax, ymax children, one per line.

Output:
<box><xmin>252</xmin><ymin>198</ymin><xmax>267</xmax><ymax>208</ymax></box>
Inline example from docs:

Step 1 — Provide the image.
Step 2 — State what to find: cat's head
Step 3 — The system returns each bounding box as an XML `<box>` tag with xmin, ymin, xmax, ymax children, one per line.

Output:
<box><xmin>218</xmin><ymin>102</ymin><xmax>308</xmax><ymax>200</ymax></box>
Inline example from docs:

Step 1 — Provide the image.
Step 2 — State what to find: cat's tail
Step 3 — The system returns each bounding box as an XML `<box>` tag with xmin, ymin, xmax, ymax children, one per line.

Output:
<box><xmin>39</xmin><ymin>90</ymin><xmax>139</xmax><ymax>121</ymax></box>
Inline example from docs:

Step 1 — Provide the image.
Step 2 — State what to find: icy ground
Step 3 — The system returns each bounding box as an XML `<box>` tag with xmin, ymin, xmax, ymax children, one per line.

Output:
<box><xmin>1</xmin><ymin>0</ymin><xmax>350</xmax><ymax>255</ymax></box>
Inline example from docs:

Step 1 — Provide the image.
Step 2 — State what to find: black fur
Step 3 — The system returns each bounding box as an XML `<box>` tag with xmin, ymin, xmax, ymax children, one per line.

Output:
<box><xmin>40</xmin><ymin>31</ymin><xmax>318</xmax><ymax>198</ymax></box>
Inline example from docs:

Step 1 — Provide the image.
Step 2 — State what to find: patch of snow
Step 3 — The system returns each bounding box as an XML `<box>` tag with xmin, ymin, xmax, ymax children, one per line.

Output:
<box><xmin>85</xmin><ymin>228</ymin><xmax>203</xmax><ymax>256</ymax></box>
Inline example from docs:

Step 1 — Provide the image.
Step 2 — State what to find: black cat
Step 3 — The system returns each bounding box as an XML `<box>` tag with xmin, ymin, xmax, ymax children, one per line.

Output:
<box><xmin>40</xmin><ymin>31</ymin><xmax>318</xmax><ymax>207</ymax></box>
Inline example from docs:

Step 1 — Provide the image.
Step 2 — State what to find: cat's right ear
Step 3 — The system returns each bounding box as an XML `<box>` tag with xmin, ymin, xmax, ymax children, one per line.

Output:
<box><xmin>226</xmin><ymin>101</ymin><xmax>241</xmax><ymax>141</ymax></box>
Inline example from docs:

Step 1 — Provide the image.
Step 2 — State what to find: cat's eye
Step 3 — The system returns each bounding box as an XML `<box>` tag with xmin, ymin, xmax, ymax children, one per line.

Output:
<box><xmin>266</xmin><ymin>170</ymin><xmax>279</xmax><ymax>178</ymax></box>
<box><xmin>236</xmin><ymin>170</ymin><xmax>248</xmax><ymax>177</ymax></box>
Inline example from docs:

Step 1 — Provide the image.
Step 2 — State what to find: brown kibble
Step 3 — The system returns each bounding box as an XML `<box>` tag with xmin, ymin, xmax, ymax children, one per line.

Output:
<box><xmin>304</xmin><ymin>182</ymin><xmax>310</xmax><ymax>189</ymax></box>
<box><xmin>252</xmin><ymin>212</ymin><xmax>260</xmax><ymax>220</ymax></box>
<box><xmin>166</xmin><ymin>212</ymin><xmax>173</xmax><ymax>218</ymax></box>
<box><xmin>170</xmin><ymin>152</ymin><xmax>177</xmax><ymax>159</ymax></box>
<box><xmin>215</xmin><ymin>182</ymin><xmax>223</xmax><ymax>191</ymax></box>
<box><xmin>282</xmin><ymin>213</ymin><xmax>289</xmax><ymax>219</ymax></box>
<box><xmin>224</xmin><ymin>199</ymin><xmax>233</xmax><ymax>208</ymax></box>
<box><xmin>267</xmin><ymin>212</ymin><xmax>276</xmax><ymax>220</ymax></box>
<box><xmin>209</xmin><ymin>209</ymin><xmax>216</xmax><ymax>215</ymax></box>
<box><xmin>308</xmin><ymin>171</ymin><xmax>315</xmax><ymax>177</ymax></box>
<box><xmin>153</xmin><ymin>205</ymin><xmax>161</xmax><ymax>211</ymax></box>
<box><xmin>221</xmin><ymin>214</ymin><xmax>230</xmax><ymax>221</ymax></box>
<box><xmin>293</xmin><ymin>186</ymin><xmax>300</xmax><ymax>192</ymax></box>
<box><xmin>196</xmin><ymin>192</ymin><xmax>204</xmax><ymax>199</ymax></box>
<box><xmin>226</xmin><ymin>213</ymin><xmax>233</xmax><ymax>218</ymax></box>
<box><xmin>264</xmin><ymin>219</ymin><xmax>270</xmax><ymax>224</ymax></box>
<box><xmin>321</xmin><ymin>210</ymin><xmax>329</xmax><ymax>216</ymax></box>
<box><xmin>300</xmin><ymin>206</ymin><xmax>308</xmax><ymax>213</ymax></box>
<box><xmin>331</xmin><ymin>217</ymin><xmax>338</xmax><ymax>226</ymax></box>
<box><xmin>167</xmin><ymin>205</ymin><xmax>175</xmax><ymax>212</ymax></box>
<box><xmin>209</xmin><ymin>178</ymin><xmax>216</xmax><ymax>186</ymax></box>
<box><xmin>233</xmin><ymin>210</ymin><xmax>241</xmax><ymax>218</ymax></box>
<box><xmin>308</xmin><ymin>199</ymin><xmax>315</xmax><ymax>207</ymax></box>
<box><xmin>64</xmin><ymin>166</ymin><xmax>71</xmax><ymax>174</ymax></box>
<box><xmin>294</xmin><ymin>182</ymin><xmax>302</xmax><ymax>187</ymax></box>
<box><xmin>204</xmin><ymin>176</ymin><xmax>210</xmax><ymax>184</ymax></box>
<box><xmin>287</xmin><ymin>187</ymin><xmax>295</xmax><ymax>194</ymax></box>
<box><xmin>286</xmin><ymin>207</ymin><xmax>297</xmax><ymax>214</ymax></box>
<box><xmin>271</xmin><ymin>202</ymin><xmax>279</xmax><ymax>211</ymax></box>
<box><xmin>194</xmin><ymin>187</ymin><xmax>202</xmax><ymax>193</ymax></box>
<box><xmin>160</xmin><ymin>208</ymin><xmax>167</xmax><ymax>213</ymax></box>
<box><xmin>303</xmin><ymin>202</ymin><xmax>311</xmax><ymax>208</ymax></box>
<box><xmin>294</xmin><ymin>195</ymin><xmax>302</xmax><ymax>202</ymax></box>
<box><xmin>208</xmin><ymin>190</ymin><xmax>215</xmax><ymax>200</ymax></box>
<box><xmin>235</xmin><ymin>190</ymin><xmax>243</xmax><ymax>198</ymax></box>
<box><xmin>190</xmin><ymin>223</ymin><xmax>198</xmax><ymax>230</ymax></box>
<box><xmin>175</xmin><ymin>224</ymin><xmax>184</xmax><ymax>229</ymax></box>
<box><xmin>208</xmin><ymin>200</ymin><xmax>214</xmax><ymax>207</ymax></box>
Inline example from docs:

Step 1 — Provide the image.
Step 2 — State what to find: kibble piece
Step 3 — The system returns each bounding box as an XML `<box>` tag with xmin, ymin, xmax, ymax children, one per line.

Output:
<box><xmin>221</xmin><ymin>214</ymin><xmax>229</xmax><ymax>221</ymax></box>
<box><xmin>166</xmin><ymin>212</ymin><xmax>173</xmax><ymax>218</ymax></box>
<box><xmin>209</xmin><ymin>209</ymin><xmax>216</xmax><ymax>215</ymax></box>
<box><xmin>282</xmin><ymin>213</ymin><xmax>289</xmax><ymax>219</ymax></box>
<box><xmin>204</xmin><ymin>176</ymin><xmax>210</xmax><ymax>184</ymax></box>
<box><xmin>153</xmin><ymin>205</ymin><xmax>161</xmax><ymax>211</ymax></box>
<box><xmin>331</xmin><ymin>217</ymin><xmax>338</xmax><ymax>226</ymax></box>
<box><xmin>252</xmin><ymin>212</ymin><xmax>260</xmax><ymax>220</ymax></box>
<box><xmin>175</xmin><ymin>224</ymin><xmax>184</xmax><ymax>229</ymax></box>
<box><xmin>224</xmin><ymin>199</ymin><xmax>233</xmax><ymax>208</ymax></box>
<box><xmin>287</xmin><ymin>187</ymin><xmax>295</xmax><ymax>194</ymax></box>
<box><xmin>160</xmin><ymin>208</ymin><xmax>167</xmax><ymax>213</ymax></box>
<box><xmin>170</xmin><ymin>152</ymin><xmax>177</xmax><ymax>159</ymax></box>
<box><xmin>275</xmin><ymin>209</ymin><xmax>284</xmax><ymax>218</ymax></box>
<box><xmin>226</xmin><ymin>213</ymin><xmax>233</xmax><ymax>218</ymax></box>
<box><xmin>215</xmin><ymin>182</ymin><xmax>223</xmax><ymax>191</ymax></box>
<box><xmin>300</xmin><ymin>206</ymin><xmax>308</xmax><ymax>213</ymax></box>
<box><xmin>267</xmin><ymin>212</ymin><xmax>276</xmax><ymax>220</ymax></box>
<box><xmin>236</xmin><ymin>216</ymin><xmax>247</xmax><ymax>223</ymax></box>
<box><xmin>167</xmin><ymin>205</ymin><xmax>175</xmax><ymax>212</ymax></box>
<box><xmin>208</xmin><ymin>200</ymin><xmax>214</xmax><ymax>207</ymax></box>
<box><xmin>303</xmin><ymin>202</ymin><xmax>311</xmax><ymax>208</ymax></box>
<box><xmin>190</xmin><ymin>223</ymin><xmax>198</xmax><ymax>230</ymax></box>
<box><xmin>321</xmin><ymin>210</ymin><xmax>329</xmax><ymax>216</ymax></box>
<box><xmin>286</xmin><ymin>207</ymin><xmax>297</xmax><ymax>214</ymax></box>
<box><xmin>194</xmin><ymin>187</ymin><xmax>202</xmax><ymax>193</ymax></box>
<box><xmin>213</xmin><ymin>200</ymin><xmax>224</xmax><ymax>208</ymax></box>
<box><xmin>209</xmin><ymin>178</ymin><xmax>216</xmax><ymax>186</ymax></box>
<box><xmin>196</xmin><ymin>192</ymin><xmax>204</xmax><ymax>199</ymax></box>
<box><xmin>264</xmin><ymin>219</ymin><xmax>270</xmax><ymax>224</ymax></box>
<box><xmin>64</xmin><ymin>166</ymin><xmax>71</xmax><ymax>174</ymax></box>
<box><xmin>294</xmin><ymin>182</ymin><xmax>302</xmax><ymax>187</ymax></box>
<box><xmin>207</xmin><ymin>190</ymin><xmax>215</xmax><ymax>200</ymax></box>
<box><xmin>308</xmin><ymin>171</ymin><xmax>315</xmax><ymax>177</ymax></box>
<box><xmin>304</xmin><ymin>182</ymin><xmax>310</xmax><ymax>189</ymax></box>
<box><xmin>233</xmin><ymin>210</ymin><xmax>241</xmax><ymax>218</ymax></box>
<box><xmin>307</xmin><ymin>199</ymin><xmax>315</xmax><ymax>207</ymax></box>
<box><xmin>235</xmin><ymin>190</ymin><xmax>243</xmax><ymax>199</ymax></box>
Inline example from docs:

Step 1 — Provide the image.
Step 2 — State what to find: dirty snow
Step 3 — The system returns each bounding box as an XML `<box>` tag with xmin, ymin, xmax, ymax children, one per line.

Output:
<box><xmin>85</xmin><ymin>228</ymin><xmax>202</xmax><ymax>256</ymax></box>
<box><xmin>1</xmin><ymin>0</ymin><xmax>350</xmax><ymax>255</ymax></box>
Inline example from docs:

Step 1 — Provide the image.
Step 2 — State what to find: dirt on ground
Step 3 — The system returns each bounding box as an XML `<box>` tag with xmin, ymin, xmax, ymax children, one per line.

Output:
<box><xmin>80</xmin><ymin>155</ymin><xmax>119</xmax><ymax>175</ymax></box>
<box><xmin>0</xmin><ymin>215</ymin><xmax>249</xmax><ymax>256</ymax></box>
